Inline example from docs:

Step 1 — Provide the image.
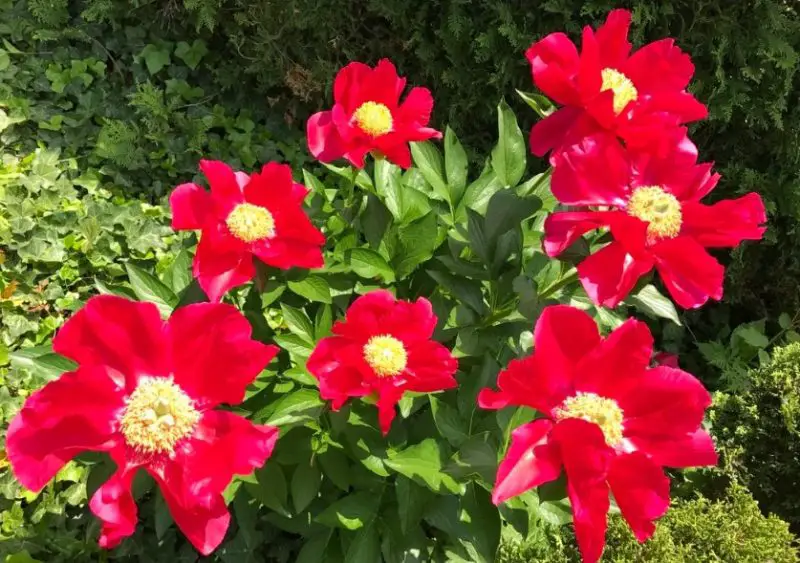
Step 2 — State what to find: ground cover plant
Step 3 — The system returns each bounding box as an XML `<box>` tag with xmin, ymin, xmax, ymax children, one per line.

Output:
<box><xmin>0</xmin><ymin>2</ymin><xmax>797</xmax><ymax>562</ymax></box>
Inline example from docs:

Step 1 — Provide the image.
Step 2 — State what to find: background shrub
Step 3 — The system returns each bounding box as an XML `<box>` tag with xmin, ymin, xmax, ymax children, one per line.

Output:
<box><xmin>711</xmin><ymin>342</ymin><xmax>800</xmax><ymax>528</ymax></box>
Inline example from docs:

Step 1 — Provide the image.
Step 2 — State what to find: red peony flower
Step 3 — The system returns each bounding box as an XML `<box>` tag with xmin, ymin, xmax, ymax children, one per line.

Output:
<box><xmin>306</xmin><ymin>59</ymin><xmax>441</xmax><ymax>169</ymax></box>
<box><xmin>306</xmin><ymin>290</ymin><xmax>457</xmax><ymax>434</ymax></box>
<box><xmin>543</xmin><ymin>133</ymin><xmax>766</xmax><ymax>309</ymax></box>
<box><xmin>479</xmin><ymin>305</ymin><xmax>717</xmax><ymax>563</ymax></box>
<box><xmin>6</xmin><ymin>295</ymin><xmax>279</xmax><ymax>555</ymax></box>
<box><xmin>526</xmin><ymin>9</ymin><xmax>706</xmax><ymax>157</ymax></box>
<box><xmin>170</xmin><ymin>159</ymin><xmax>325</xmax><ymax>302</ymax></box>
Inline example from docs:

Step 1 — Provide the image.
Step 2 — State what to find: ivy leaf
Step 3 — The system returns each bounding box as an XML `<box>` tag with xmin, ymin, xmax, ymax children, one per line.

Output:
<box><xmin>139</xmin><ymin>44</ymin><xmax>171</xmax><ymax>75</ymax></box>
<box><xmin>627</xmin><ymin>284</ymin><xmax>681</xmax><ymax>325</ymax></box>
<box><xmin>491</xmin><ymin>100</ymin><xmax>526</xmax><ymax>187</ymax></box>
<box><xmin>288</xmin><ymin>275</ymin><xmax>332</xmax><ymax>304</ymax></box>
<box><xmin>316</xmin><ymin>491</ymin><xmax>381</xmax><ymax>530</ymax></box>
<box><xmin>346</xmin><ymin>248</ymin><xmax>395</xmax><ymax>282</ymax></box>
<box><xmin>174</xmin><ymin>39</ymin><xmax>208</xmax><ymax>70</ymax></box>
<box><xmin>385</xmin><ymin>439</ymin><xmax>462</xmax><ymax>494</ymax></box>
<box><xmin>125</xmin><ymin>263</ymin><xmax>178</xmax><ymax>318</ymax></box>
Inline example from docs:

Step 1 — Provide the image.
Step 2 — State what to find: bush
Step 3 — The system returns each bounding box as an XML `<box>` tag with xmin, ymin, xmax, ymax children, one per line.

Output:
<box><xmin>712</xmin><ymin>342</ymin><xmax>800</xmax><ymax>528</ymax></box>
<box><xmin>498</xmin><ymin>487</ymin><xmax>799</xmax><ymax>562</ymax></box>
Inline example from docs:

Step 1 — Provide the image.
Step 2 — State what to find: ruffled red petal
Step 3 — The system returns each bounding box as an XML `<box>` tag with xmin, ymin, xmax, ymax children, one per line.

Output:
<box><xmin>526</xmin><ymin>32</ymin><xmax>581</xmax><ymax>106</ymax></box>
<box><xmin>551</xmin><ymin>134</ymin><xmax>631</xmax><ymax>206</ymax></box>
<box><xmin>624</xmin><ymin>38</ymin><xmax>694</xmax><ymax>94</ymax></box>
<box><xmin>192</xmin><ymin>224</ymin><xmax>254</xmax><ymax>302</ymax></box>
<box><xmin>307</xmin><ymin>336</ymin><xmax>370</xmax><ymax>409</ymax></box>
<box><xmin>397</xmin><ymin>87</ymin><xmax>434</xmax><ymax>127</ymax></box>
<box><xmin>333</xmin><ymin>61</ymin><xmax>373</xmax><ymax>113</ymax></box>
<box><xmin>170</xmin><ymin>183</ymin><xmax>213</xmax><ymax>231</ymax></box>
<box><xmin>652</xmin><ymin>236</ymin><xmax>724</xmax><ymax>308</ymax></box>
<box><xmin>53</xmin><ymin>295</ymin><xmax>169</xmax><ymax>389</ymax></box>
<box><xmin>199</xmin><ymin>159</ymin><xmax>244</xmax><ymax>216</ymax></box>
<box><xmin>595</xmin><ymin>9</ymin><xmax>632</xmax><ymax>68</ymax></box>
<box><xmin>681</xmin><ymin>193</ymin><xmax>766</xmax><ymax>248</ymax></box>
<box><xmin>492</xmin><ymin>419</ymin><xmax>561</xmax><ymax>504</ymax></box>
<box><xmin>543</xmin><ymin>210</ymin><xmax>617</xmax><ymax>257</ymax></box>
<box><xmin>575</xmin><ymin>318</ymin><xmax>653</xmax><ymax>399</ymax></box>
<box><xmin>7</xmin><ymin>365</ymin><xmax>124</xmax><ymax>492</ymax></box>
<box><xmin>528</xmin><ymin>106</ymin><xmax>582</xmax><ymax>157</ymax></box>
<box><xmin>167</xmin><ymin>302</ymin><xmax>279</xmax><ymax>408</ymax></box>
<box><xmin>608</xmin><ymin>452</ymin><xmax>670</xmax><ymax>542</ymax></box>
<box><xmin>90</xmin><ymin>446</ymin><xmax>140</xmax><ymax>550</ymax></box>
<box><xmin>577</xmin><ymin>241</ymin><xmax>654</xmax><ymax>308</ymax></box>
<box><xmin>404</xmin><ymin>340</ymin><xmax>458</xmax><ymax>393</ymax></box>
<box><xmin>478</xmin><ymin>354</ymin><xmax>567</xmax><ymax>414</ymax></box>
<box><xmin>306</xmin><ymin>110</ymin><xmax>347</xmax><ymax>164</ymax></box>
<box><xmin>628</xmin><ymin>428</ymin><xmax>718</xmax><ymax>468</ymax></box>
<box><xmin>534</xmin><ymin>305</ymin><xmax>600</xmax><ymax>393</ymax></box>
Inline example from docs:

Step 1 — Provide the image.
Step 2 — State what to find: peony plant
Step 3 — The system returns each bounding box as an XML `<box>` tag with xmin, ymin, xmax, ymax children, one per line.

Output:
<box><xmin>4</xmin><ymin>8</ymin><xmax>766</xmax><ymax>563</ymax></box>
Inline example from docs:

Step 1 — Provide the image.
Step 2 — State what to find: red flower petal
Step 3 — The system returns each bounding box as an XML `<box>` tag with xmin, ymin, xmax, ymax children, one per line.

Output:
<box><xmin>243</xmin><ymin>162</ymin><xmax>294</xmax><ymax>209</ymax></box>
<box><xmin>628</xmin><ymin>428</ymin><xmax>718</xmax><ymax>468</ymax></box>
<box><xmin>652</xmin><ymin>236</ymin><xmax>724</xmax><ymax>308</ymax></box>
<box><xmin>526</xmin><ymin>32</ymin><xmax>581</xmax><ymax>106</ymax></box>
<box><xmin>575</xmin><ymin>318</ymin><xmax>653</xmax><ymax>398</ymax></box>
<box><xmin>681</xmin><ymin>193</ymin><xmax>766</xmax><ymax>248</ymax></box>
<box><xmin>551</xmin><ymin>134</ymin><xmax>631</xmax><ymax>206</ymax></box>
<box><xmin>404</xmin><ymin>340</ymin><xmax>458</xmax><ymax>392</ymax></box>
<box><xmin>397</xmin><ymin>87</ymin><xmax>434</xmax><ymax>127</ymax></box>
<box><xmin>619</xmin><ymin>365</ymin><xmax>712</xmax><ymax>438</ymax></box>
<box><xmin>364</xmin><ymin>58</ymin><xmax>406</xmax><ymax>108</ymax></box>
<box><xmin>376</xmin><ymin>143</ymin><xmax>413</xmax><ymax>168</ymax></box>
<box><xmin>478</xmin><ymin>354</ymin><xmax>568</xmax><ymax>414</ymax></box>
<box><xmin>53</xmin><ymin>295</ymin><xmax>168</xmax><ymax>389</ymax></box>
<box><xmin>535</xmin><ymin>305</ymin><xmax>600</xmax><ymax>388</ymax></box>
<box><xmin>568</xmin><ymin>477</ymin><xmax>610</xmax><ymax>563</ymax></box>
<box><xmin>376</xmin><ymin>383</ymin><xmax>405</xmax><ymax>435</ymax></box>
<box><xmin>608</xmin><ymin>452</ymin><xmax>670</xmax><ymax>542</ymax></box>
<box><xmin>333</xmin><ymin>61</ymin><xmax>373</xmax><ymax>112</ymax></box>
<box><xmin>306</xmin><ymin>110</ymin><xmax>347</xmax><ymax>163</ymax></box>
<box><xmin>624</xmin><ymin>38</ymin><xmax>694</xmax><ymax>93</ymax></box>
<box><xmin>192</xmin><ymin>224</ymin><xmax>254</xmax><ymax>302</ymax></box>
<box><xmin>595</xmin><ymin>9</ymin><xmax>632</xmax><ymax>68</ymax></box>
<box><xmin>170</xmin><ymin>183</ymin><xmax>213</xmax><ymax>230</ymax></box>
<box><xmin>640</xmin><ymin>90</ymin><xmax>708</xmax><ymax>123</ymax></box>
<box><xmin>307</xmin><ymin>336</ymin><xmax>370</xmax><ymax>409</ymax></box>
<box><xmin>199</xmin><ymin>159</ymin><xmax>244</xmax><ymax>216</ymax></box>
<box><xmin>577</xmin><ymin>241</ymin><xmax>654</xmax><ymax>308</ymax></box>
<box><xmin>528</xmin><ymin>106</ymin><xmax>582</xmax><ymax>157</ymax></box>
<box><xmin>90</xmin><ymin>447</ymin><xmax>140</xmax><ymax>550</ymax></box>
<box><xmin>493</xmin><ymin>419</ymin><xmax>561</xmax><ymax>505</ymax></box>
<box><xmin>7</xmin><ymin>365</ymin><xmax>124</xmax><ymax>492</ymax></box>
<box><xmin>543</xmin><ymin>210</ymin><xmax>617</xmax><ymax>257</ymax></box>
<box><xmin>167</xmin><ymin>302</ymin><xmax>279</xmax><ymax>408</ymax></box>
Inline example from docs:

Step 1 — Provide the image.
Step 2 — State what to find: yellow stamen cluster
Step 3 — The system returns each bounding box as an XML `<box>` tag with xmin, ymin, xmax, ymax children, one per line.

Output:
<box><xmin>363</xmin><ymin>335</ymin><xmax>407</xmax><ymax>377</ymax></box>
<box><xmin>601</xmin><ymin>68</ymin><xmax>638</xmax><ymax>115</ymax></box>
<box><xmin>554</xmin><ymin>392</ymin><xmax>624</xmax><ymax>447</ymax></box>
<box><xmin>226</xmin><ymin>203</ymin><xmax>276</xmax><ymax>243</ymax></box>
<box><xmin>119</xmin><ymin>377</ymin><xmax>200</xmax><ymax>454</ymax></box>
<box><xmin>627</xmin><ymin>185</ymin><xmax>683</xmax><ymax>241</ymax></box>
<box><xmin>352</xmin><ymin>101</ymin><xmax>393</xmax><ymax>137</ymax></box>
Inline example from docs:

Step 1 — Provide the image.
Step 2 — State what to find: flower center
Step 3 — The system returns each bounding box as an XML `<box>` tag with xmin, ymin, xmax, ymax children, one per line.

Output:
<box><xmin>226</xmin><ymin>203</ymin><xmax>276</xmax><ymax>243</ymax></box>
<box><xmin>363</xmin><ymin>335</ymin><xmax>407</xmax><ymax>377</ymax></box>
<box><xmin>352</xmin><ymin>101</ymin><xmax>393</xmax><ymax>137</ymax></box>
<box><xmin>627</xmin><ymin>185</ymin><xmax>683</xmax><ymax>241</ymax></box>
<box><xmin>601</xmin><ymin>68</ymin><xmax>638</xmax><ymax>115</ymax></box>
<box><xmin>554</xmin><ymin>392</ymin><xmax>624</xmax><ymax>447</ymax></box>
<box><xmin>119</xmin><ymin>377</ymin><xmax>200</xmax><ymax>454</ymax></box>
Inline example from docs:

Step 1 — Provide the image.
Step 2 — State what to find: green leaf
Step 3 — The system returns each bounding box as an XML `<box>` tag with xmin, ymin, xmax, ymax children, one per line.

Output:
<box><xmin>291</xmin><ymin>461</ymin><xmax>322</xmax><ymax>513</ymax></box>
<box><xmin>779</xmin><ymin>313</ymin><xmax>793</xmax><ymax>329</ymax></box>
<box><xmin>385</xmin><ymin>439</ymin><xmax>462</xmax><ymax>494</ymax></box>
<box><xmin>273</xmin><ymin>333</ymin><xmax>314</xmax><ymax>361</ymax></box>
<box><xmin>410</xmin><ymin>141</ymin><xmax>449</xmax><ymax>203</ymax></box>
<box><xmin>281</xmin><ymin>304</ymin><xmax>315</xmax><ymax>343</ymax></box>
<box><xmin>736</xmin><ymin>325</ymin><xmax>770</xmax><ymax>348</ymax></box>
<box><xmin>538</xmin><ymin>499</ymin><xmax>573</xmax><ymax>526</ymax></box>
<box><xmin>245</xmin><ymin>463</ymin><xmax>289</xmax><ymax>516</ymax></box>
<box><xmin>346</xmin><ymin>248</ymin><xmax>395</xmax><ymax>282</ymax></box>
<box><xmin>428</xmin><ymin>396</ymin><xmax>469</xmax><ymax>447</ymax></box>
<box><xmin>259</xmin><ymin>389</ymin><xmax>324</xmax><ymax>426</ymax></box>
<box><xmin>162</xmin><ymin>249</ymin><xmax>193</xmax><ymax>294</ymax></box>
<box><xmin>319</xmin><ymin>447</ymin><xmax>351</xmax><ymax>491</ymax></box>
<box><xmin>628</xmin><ymin>284</ymin><xmax>682</xmax><ymax>325</ymax></box>
<box><xmin>395</xmin><ymin>476</ymin><xmax>431</xmax><ymax>535</ymax></box>
<box><xmin>515</xmin><ymin>89</ymin><xmax>556</xmax><ymax>118</ymax></box>
<box><xmin>5</xmin><ymin>551</ymin><xmax>43</xmax><ymax>563</ymax></box>
<box><xmin>491</xmin><ymin>100</ymin><xmax>526</xmax><ymax>187</ymax></box>
<box><xmin>296</xmin><ymin>530</ymin><xmax>334</xmax><ymax>563</ymax></box>
<box><xmin>314</xmin><ymin>304</ymin><xmax>333</xmax><ymax>339</ymax></box>
<box><xmin>139</xmin><ymin>44</ymin><xmax>171</xmax><ymax>75</ymax></box>
<box><xmin>445</xmin><ymin>432</ymin><xmax>497</xmax><ymax>485</ymax></box>
<box><xmin>0</xmin><ymin>342</ymin><xmax>8</xmax><ymax>366</ymax></box>
<box><xmin>288</xmin><ymin>275</ymin><xmax>332</xmax><ymax>304</ymax></box>
<box><xmin>125</xmin><ymin>263</ymin><xmax>178</xmax><ymax>318</ymax></box>
<box><xmin>316</xmin><ymin>491</ymin><xmax>381</xmax><ymax>530</ymax></box>
<box><xmin>427</xmin><ymin>269</ymin><xmax>486</xmax><ymax>315</ymax></box>
<box><xmin>392</xmin><ymin>213</ymin><xmax>439</xmax><ymax>279</ymax></box>
<box><xmin>10</xmin><ymin>346</ymin><xmax>77</xmax><ymax>379</ymax></box>
<box><xmin>484</xmin><ymin>190</ymin><xmax>541</xmax><ymax>249</ymax></box>
<box><xmin>444</xmin><ymin>126</ymin><xmax>469</xmax><ymax>207</ymax></box>
<box><xmin>344</xmin><ymin>520</ymin><xmax>381</xmax><ymax>563</ymax></box>
<box><xmin>154</xmin><ymin>490</ymin><xmax>174</xmax><ymax>539</ymax></box>
<box><xmin>174</xmin><ymin>39</ymin><xmax>208</xmax><ymax>70</ymax></box>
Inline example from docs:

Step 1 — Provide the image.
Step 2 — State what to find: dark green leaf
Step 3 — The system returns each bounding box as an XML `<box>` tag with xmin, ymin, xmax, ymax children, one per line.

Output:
<box><xmin>385</xmin><ymin>439</ymin><xmax>462</xmax><ymax>494</ymax></box>
<box><xmin>288</xmin><ymin>276</ymin><xmax>332</xmax><ymax>304</ymax></box>
<box><xmin>444</xmin><ymin>126</ymin><xmax>468</xmax><ymax>207</ymax></box>
<box><xmin>314</xmin><ymin>304</ymin><xmax>333</xmax><ymax>339</ymax></box>
<box><xmin>245</xmin><ymin>463</ymin><xmax>289</xmax><ymax>516</ymax></box>
<box><xmin>316</xmin><ymin>491</ymin><xmax>381</xmax><ymax>530</ymax></box>
<box><xmin>139</xmin><ymin>44</ymin><xmax>171</xmax><ymax>75</ymax></box>
<box><xmin>319</xmin><ymin>447</ymin><xmax>351</xmax><ymax>491</ymax></box>
<box><xmin>296</xmin><ymin>530</ymin><xmax>334</xmax><ymax>563</ymax></box>
<box><xmin>346</xmin><ymin>248</ymin><xmax>395</xmax><ymax>282</ymax></box>
<box><xmin>258</xmin><ymin>389</ymin><xmax>324</xmax><ymax>426</ymax></box>
<box><xmin>281</xmin><ymin>304</ymin><xmax>315</xmax><ymax>343</ymax></box>
<box><xmin>393</xmin><ymin>213</ymin><xmax>439</xmax><ymax>279</ymax></box>
<box><xmin>484</xmin><ymin>190</ymin><xmax>541</xmax><ymax>249</ymax></box>
<box><xmin>291</xmin><ymin>460</ymin><xmax>322</xmax><ymax>513</ymax></box>
<box><xmin>427</xmin><ymin>269</ymin><xmax>486</xmax><ymax>315</ymax></box>
<box><xmin>395</xmin><ymin>476</ymin><xmax>431</xmax><ymax>535</ymax></box>
<box><xmin>10</xmin><ymin>346</ymin><xmax>76</xmax><ymax>379</ymax></box>
<box><xmin>125</xmin><ymin>263</ymin><xmax>178</xmax><ymax>318</ymax></box>
<box><xmin>491</xmin><ymin>100</ymin><xmax>526</xmax><ymax>187</ymax></box>
<box><xmin>344</xmin><ymin>520</ymin><xmax>381</xmax><ymax>563</ymax></box>
<box><xmin>428</xmin><ymin>396</ymin><xmax>469</xmax><ymax>447</ymax></box>
<box><xmin>154</xmin><ymin>490</ymin><xmax>174</xmax><ymax>539</ymax></box>
<box><xmin>174</xmin><ymin>39</ymin><xmax>208</xmax><ymax>69</ymax></box>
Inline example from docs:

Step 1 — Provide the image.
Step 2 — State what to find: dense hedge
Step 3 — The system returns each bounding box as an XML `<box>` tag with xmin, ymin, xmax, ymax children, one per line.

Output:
<box><xmin>498</xmin><ymin>487</ymin><xmax>799</xmax><ymax>562</ymax></box>
<box><xmin>712</xmin><ymin>342</ymin><xmax>800</xmax><ymax>528</ymax></box>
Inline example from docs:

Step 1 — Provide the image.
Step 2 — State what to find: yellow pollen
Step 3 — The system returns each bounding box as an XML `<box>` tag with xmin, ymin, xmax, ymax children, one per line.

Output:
<box><xmin>119</xmin><ymin>377</ymin><xmax>200</xmax><ymax>454</ymax></box>
<box><xmin>352</xmin><ymin>101</ymin><xmax>393</xmax><ymax>137</ymax></box>
<box><xmin>226</xmin><ymin>203</ymin><xmax>276</xmax><ymax>243</ymax></box>
<box><xmin>554</xmin><ymin>392</ymin><xmax>624</xmax><ymax>447</ymax></box>
<box><xmin>601</xmin><ymin>68</ymin><xmax>638</xmax><ymax>114</ymax></box>
<box><xmin>363</xmin><ymin>335</ymin><xmax>407</xmax><ymax>377</ymax></box>
<box><xmin>627</xmin><ymin>185</ymin><xmax>683</xmax><ymax>241</ymax></box>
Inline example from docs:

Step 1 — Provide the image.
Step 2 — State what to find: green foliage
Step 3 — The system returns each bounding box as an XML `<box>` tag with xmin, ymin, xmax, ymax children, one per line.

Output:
<box><xmin>498</xmin><ymin>487</ymin><xmax>799</xmax><ymax>562</ymax></box>
<box><xmin>711</xmin><ymin>342</ymin><xmax>800</xmax><ymax>528</ymax></box>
